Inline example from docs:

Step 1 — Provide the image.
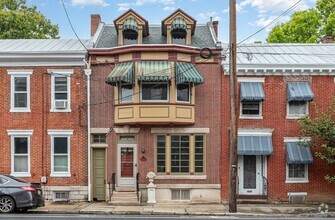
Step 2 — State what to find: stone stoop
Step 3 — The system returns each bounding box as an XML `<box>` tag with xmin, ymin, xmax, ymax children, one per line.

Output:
<box><xmin>109</xmin><ymin>191</ymin><xmax>141</xmax><ymax>206</ymax></box>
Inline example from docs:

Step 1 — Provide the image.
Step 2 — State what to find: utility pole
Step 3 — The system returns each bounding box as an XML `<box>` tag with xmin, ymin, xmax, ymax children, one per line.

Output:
<box><xmin>229</xmin><ymin>0</ymin><xmax>238</xmax><ymax>213</ymax></box>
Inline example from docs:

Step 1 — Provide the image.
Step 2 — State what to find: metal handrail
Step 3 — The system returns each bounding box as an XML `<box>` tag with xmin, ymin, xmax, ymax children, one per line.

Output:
<box><xmin>262</xmin><ymin>176</ymin><xmax>268</xmax><ymax>196</ymax></box>
<box><xmin>108</xmin><ymin>173</ymin><xmax>116</xmax><ymax>200</ymax></box>
<box><xmin>136</xmin><ymin>173</ymin><xmax>140</xmax><ymax>201</ymax></box>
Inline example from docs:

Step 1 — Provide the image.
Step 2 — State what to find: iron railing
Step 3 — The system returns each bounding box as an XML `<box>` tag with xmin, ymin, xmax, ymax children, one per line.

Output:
<box><xmin>136</xmin><ymin>173</ymin><xmax>140</xmax><ymax>201</ymax></box>
<box><xmin>262</xmin><ymin>176</ymin><xmax>268</xmax><ymax>196</ymax></box>
<box><xmin>108</xmin><ymin>173</ymin><xmax>116</xmax><ymax>200</ymax></box>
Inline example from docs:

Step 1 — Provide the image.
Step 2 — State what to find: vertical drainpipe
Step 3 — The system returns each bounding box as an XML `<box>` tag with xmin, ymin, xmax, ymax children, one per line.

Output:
<box><xmin>84</xmin><ymin>58</ymin><xmax>92</xmax><ymax>202</ymax></box>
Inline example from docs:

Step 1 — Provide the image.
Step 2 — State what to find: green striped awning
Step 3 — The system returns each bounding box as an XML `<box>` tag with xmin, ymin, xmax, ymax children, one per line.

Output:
<box><xmin>106</xmin><ymin>62</ymin><xmax>134</xmax><ymax>85</ymax></box>
<box><xmin>122</xmin><ymin>17</ymin><xmax>138</xmax><ymax>32</ymax></box>
<box><xmin>171</xmin><ymin>17</ymin><xmax>187</xmax><ymax>31</ymax></box>
<box><xmin>138</xmin><ymin>61</ymin><xmax>172</xmax><ymax>81</ymax></box>
<box><xmin>175</xmin><ymin>62</ymin><xmax>204</xmax><ymax>85</ymax></box>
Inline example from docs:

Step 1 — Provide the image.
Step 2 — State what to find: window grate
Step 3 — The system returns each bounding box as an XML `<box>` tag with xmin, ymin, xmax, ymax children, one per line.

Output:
<box><xmin>54</xmin><ymin>191</ymin><xmax>70</xmax><ymax>201</ymax></box>
<box><xmin>171</xmin><ymin>189</ymin><xmax>190</xmax><ymax>201</ymax></box>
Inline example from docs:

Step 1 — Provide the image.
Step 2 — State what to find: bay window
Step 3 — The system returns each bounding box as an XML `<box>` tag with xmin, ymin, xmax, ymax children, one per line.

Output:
<box><xmin>141</xmin><ymin>82</ymin><xmax>168</xmax><ymax>102</ymax></box>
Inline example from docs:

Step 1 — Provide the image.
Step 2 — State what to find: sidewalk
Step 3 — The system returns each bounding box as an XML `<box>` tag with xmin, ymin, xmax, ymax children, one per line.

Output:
<box><xmin>30</xmin><ymin>201</ymin><xmax>335</xmax><ymax>217</ymax></box>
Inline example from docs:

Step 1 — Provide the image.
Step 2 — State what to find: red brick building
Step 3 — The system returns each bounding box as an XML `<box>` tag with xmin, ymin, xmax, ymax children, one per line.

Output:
<box><xmin>88</xmin><ymin>9</ymin><xmax>223</xmax><ymax>203</ymax></box>
<box><xmin>0</xmin><ymin>39</ymin><xmax>89</xmax><ymax>201</ymax></box>
<box><xmin>221</xmin><ymin>44</ymin><xmax>335</xmax><ymax>203</ymax></box>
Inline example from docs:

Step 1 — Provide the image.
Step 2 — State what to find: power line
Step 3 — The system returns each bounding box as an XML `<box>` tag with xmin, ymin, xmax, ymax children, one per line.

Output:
<box><xmin>61</xmin><ymin>0</ymin><xmax>88</xmax><ymax>51</ymax></box>
<box><xmin>238</xmin><ymin>0</ymin><xmax>303</xmax><ymax>45</ymax></box>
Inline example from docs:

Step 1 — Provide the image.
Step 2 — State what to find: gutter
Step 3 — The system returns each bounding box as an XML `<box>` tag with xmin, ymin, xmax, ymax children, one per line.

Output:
<box><xmin>84</xmin><ymin>58</ymin><xmax>92</xmax><ymax>202</ymax></box>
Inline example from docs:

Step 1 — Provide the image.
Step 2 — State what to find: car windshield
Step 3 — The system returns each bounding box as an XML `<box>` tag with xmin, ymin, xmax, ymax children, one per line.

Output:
<box><xmin>4</xmin><ymin>175</ymin><xmax>28</xmax><ymax>183</ymax></box>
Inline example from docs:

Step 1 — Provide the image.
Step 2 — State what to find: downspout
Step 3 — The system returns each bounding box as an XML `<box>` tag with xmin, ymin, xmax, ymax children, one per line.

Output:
<box><xmin>84</xmin><ymin>57</ymin><xmax>92</xmax><ymax>202</ymax></box>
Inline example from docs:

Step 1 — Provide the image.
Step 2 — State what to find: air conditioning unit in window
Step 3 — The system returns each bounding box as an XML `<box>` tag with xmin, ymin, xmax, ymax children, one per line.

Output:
<box><xmin>54</xmin><ymin>100</ymin><xmax>68</xmax><ymax>109</ymax></box>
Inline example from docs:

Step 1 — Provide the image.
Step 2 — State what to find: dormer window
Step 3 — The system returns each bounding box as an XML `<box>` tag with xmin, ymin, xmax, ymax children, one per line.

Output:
<box><xmin>123</xmin><ymin>17</ymin><xmax>138</xmax><ymax>45</ymax></box>
<box><xmin>171</xmin><ymin>17</ymin><xmax>187</xmax><ymax>45</ymax></box>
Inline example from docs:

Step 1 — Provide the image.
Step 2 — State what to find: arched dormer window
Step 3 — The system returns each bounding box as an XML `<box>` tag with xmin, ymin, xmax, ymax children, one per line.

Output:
<box><xmin>171</xmin><ymin>17</ymin><xmax>187</xmax><ymax>45</ymax></box>
<box><xmin>123</xmin><ymin>17</ymin><xmax>138</xmax><ymax>45</ymax></box>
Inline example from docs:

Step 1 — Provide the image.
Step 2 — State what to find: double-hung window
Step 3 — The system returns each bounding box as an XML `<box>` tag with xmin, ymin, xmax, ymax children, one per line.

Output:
<box><xmin>49</xmin><ymin>69</ymin><xmax>73</xmax><ymax>112</ymax></box>
<box><xmin>8</xmin><ymin>70</ymin><xmax>32</xmax><ymax>112</ymax></box>
<box><xmin>241</xmin><ymin>101</ymin><xmax>262</xmax><ymax>116</ymax></box>
<box><xmin>48</xmin><ymin>130</ymin><xmax>73</xmax><ymax>177</ymax></box>
<box><xmin>171</xmin><ymin>135</ymin><xmax>190</xmax><ymax>173</ymax></box>
<box><xmin>239</xmin><ymin>81</ymin><xmax>265</xmax><ymax>119</ymax></box>
<box><xmin>119</xmin><ymin>82</ymin><xmax>133</xmax><ymax>103</ymax></box>
<box><xmin>176</xmin><ymin>83</ymin><xmax>190</xmax><ymax>103</ymax></box>
<box><xmin>141</xmin><ymin>82</ymin><xmax>169</xmax><ymax>102</ymax></box>
<box><xmin>7</xmin><ymin>130</ymin><xmax>33</xmax><ymax>177</ymax></box>
<box><xmin>287</xmin><ymin>101</ymin><xmax>308</xmax><ymax>117</ymax></box>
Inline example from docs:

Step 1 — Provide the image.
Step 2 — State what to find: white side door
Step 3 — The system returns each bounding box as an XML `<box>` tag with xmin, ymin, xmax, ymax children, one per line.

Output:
<box><xmin>238</xmin><ymin>155</ymin><xmax>263</xmax><ymax>195</ymax></box>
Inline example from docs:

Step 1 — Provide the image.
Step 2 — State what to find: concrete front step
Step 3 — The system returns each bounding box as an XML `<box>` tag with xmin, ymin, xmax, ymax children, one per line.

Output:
<box><xmin>109</xmin><ymin>191</ymin><xmax>141</xmax><ymax>206</ymax></box>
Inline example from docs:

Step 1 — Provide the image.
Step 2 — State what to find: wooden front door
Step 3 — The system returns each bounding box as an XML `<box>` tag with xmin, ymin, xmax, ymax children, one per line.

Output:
<box><xmin>93</xmin><ymin>148</ymin><xmax>106</xmax><ymax>201</ymax></box>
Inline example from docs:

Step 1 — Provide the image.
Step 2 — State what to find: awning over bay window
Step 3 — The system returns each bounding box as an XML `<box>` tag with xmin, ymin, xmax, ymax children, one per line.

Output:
<box><xmin>106</xmin><ymin>62</ymin><xmax>134</xmax><ymax>85</ymax></box>
<box><xmin>240</xmin><ymin>82</ymin><xmax>265</xmax><ymax>101</ymax></box>
<box><xmin>175</xmin><ymin>62</ymin><xmax>204</xmax><ymax>85</ymax></box>
<box><xmin>286</xmin><ymin>142</ymin><xmax>313</xmax><ymax>164</ymax></box>
<box><xmin>122</xmin><ymin>17</ymin><xmax>138</xmax><ymax>32</ymax></box>
<box><xmin>238</xmin><ymin>135</ymin><xmax>273</xmax><ymax>156</ymax></box>
<box><xmin>171</xmin><ymin>17</ymin><xmax>187</xmax><ymax>32</ymax></box>
<box><xmin>287</xmin><ymin>82</ymin><xmax>314</xmax><ymax>101</ymax></box>
<box><xmin>138</xmin><ymin>61</ymin><xmax>172</xmax><ymax>81</ymax></box>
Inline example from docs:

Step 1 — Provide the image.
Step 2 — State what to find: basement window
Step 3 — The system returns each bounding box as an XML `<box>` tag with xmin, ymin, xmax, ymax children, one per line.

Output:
<box><xmin>171</xmin><ymin>189</ymin><xmax>190</xmax><ymax>200</ymax></box>
<box><xmin>54</xmin><ymin>191</ymin><xmax>70</xmax><ymax>201</ymax></box>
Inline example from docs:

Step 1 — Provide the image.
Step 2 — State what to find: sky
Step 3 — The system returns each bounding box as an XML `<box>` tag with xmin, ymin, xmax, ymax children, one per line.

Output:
<box><xmin>26</xmin><ymin>0</ymin><xmax>317</xmax><ymax>43</ymax></box>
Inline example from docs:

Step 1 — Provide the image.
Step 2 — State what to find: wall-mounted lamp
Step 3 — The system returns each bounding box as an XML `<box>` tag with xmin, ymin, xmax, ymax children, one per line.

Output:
<box><xmin>141</xmin><ymin>148</ymin><xmax>145</xmax><ymax>153</ymax></box>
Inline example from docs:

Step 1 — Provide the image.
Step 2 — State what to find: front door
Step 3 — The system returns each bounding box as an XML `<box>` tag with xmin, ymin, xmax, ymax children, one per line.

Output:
<box><xmin>117</xmin><ymin>144</ymin><xmax>137</xmax><ymax>190</ymax></box>
<box><xmin>93</xmin><ymin>148</ymin><xmax>106</xmax><ymax>201</ymax></box>
<box><xmin>238</xmin><ymin>155</ymin><xmax>265</xmax><ymax>195</ymax></box>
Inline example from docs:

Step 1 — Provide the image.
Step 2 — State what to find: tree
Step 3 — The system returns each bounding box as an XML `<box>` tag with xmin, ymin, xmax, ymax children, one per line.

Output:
<box><xmin>267</xmin><ymin>0</ymin><xmax>335</xmax><ymax>43</ymax></box>
<box><xmin>0</xmin><ymin>0</ymin><xmax>59</xmax><ymax>39</ymax></box>
<box><xmin>298</xmin><ymin>98</ymin><xmax>335</xmax><ymax>183</ymax></box>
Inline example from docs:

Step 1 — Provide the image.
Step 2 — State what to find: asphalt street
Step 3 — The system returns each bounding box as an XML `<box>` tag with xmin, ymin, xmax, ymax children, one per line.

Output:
<box><xmin>0</xmin><ymin>214</ymin><xmax>334</xmax><ymax>220</ymax></box>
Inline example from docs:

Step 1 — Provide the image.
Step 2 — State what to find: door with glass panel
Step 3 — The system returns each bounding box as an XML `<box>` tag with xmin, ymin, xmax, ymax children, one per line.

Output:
<box><xmin>238</xmin><ymin>155</ymin><xmax>262</xmax><ymax>195</ymax></box>
<box><xmin>117</xmin><ymin>144</ymin><xmax>137</xmax><ymax>189</ymax></box>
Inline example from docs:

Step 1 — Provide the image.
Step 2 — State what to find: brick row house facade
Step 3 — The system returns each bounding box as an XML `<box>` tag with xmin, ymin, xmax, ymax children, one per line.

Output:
<box><xmin>88</xmin><ymin>9</ymin><xmax>223</xmax><ymax>203</ymax></box>
<box><xmin>0</xmin><ymin>39</ymin><xmax>89</xmax><ymax>201</ymax></box>
<box><xmin>221</xmin><ymin>44</ymin><xmax>335</xmax><ymax>202</ymax></box>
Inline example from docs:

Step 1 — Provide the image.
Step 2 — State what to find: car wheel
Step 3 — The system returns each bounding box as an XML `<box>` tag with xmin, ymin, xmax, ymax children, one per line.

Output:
<box><xmin>0</xmin><ymin>196</ymin><xmax>16</xmax><ymax>213</ymax></box>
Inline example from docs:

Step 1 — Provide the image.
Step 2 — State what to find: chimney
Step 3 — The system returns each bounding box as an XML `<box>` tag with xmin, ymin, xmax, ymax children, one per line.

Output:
<box><xmin>321</xmin><ymin>35</ymin><xmax>334</xmax><ymax>44</ymax></box>
<box><xmin>91</xmin><ymin>14</ymin><xmax>101</xmax><ymax>37</ymax></box>
<box><xmin>212</xmin><ymin>21</ymin><xmax>219</xmax><ymax>39</ymax></box>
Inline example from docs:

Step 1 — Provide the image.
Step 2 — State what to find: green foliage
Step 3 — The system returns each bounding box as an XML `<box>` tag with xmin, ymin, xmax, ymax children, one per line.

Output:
<box><xmin>298</xmin><ymin>98</ymin><xmax>335</xmax><ymax>182</ymax></box>
<box><xmin>267</xmin><ymin>0</ymin><xmax>335</xmax><ymax>43</ymax></box>
<box><xmin>0</xmin><ymin>0</ymin><xmax>59</xmax><ymax>39</ymax></box>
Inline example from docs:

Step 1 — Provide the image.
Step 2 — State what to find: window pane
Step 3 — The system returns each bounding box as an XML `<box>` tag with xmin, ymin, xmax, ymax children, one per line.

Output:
<box><xmin>55</xmin><ymin>93</ymin><xmax>67</xmax><ymax>100</ymax></box>
<box><xmin>14</xmin><ymin>93</ymin><xmax>27</xmax><ymax>108</ymax></box>
<box><xmin>14</xmin><ymin>137</ymin><xmax>28</xmax><ymax>154</ymax></box>
<box><xmin>142</xmin><ymin>83</ymin><xmax>168</xmax><ymax>101</ymax></box>
<box><xmin>289</xmin><ymin>101</ymin><xmax>307</xmax><ymax>115</ymax></box>
<box><xmin>14</xmin><ymin>77</ymin><xmax>27</xmax><ymax>91</ymax></box>
<box><xmin>93</xmin><ymin>134</ymin><xmax>106</xmax><ymax>143</ymax></box>
<box><xmin>172</xmin><ymin>37</ymin><xmax>186</xmax><ymax>45</ymax></box>
<box><xmin>194</xmin><ymin>135</ymin><xmax>204</xmax><ymax>173</ymax></box>
<box><xmin>242</xmin><ymin>101</ymin><xmax>260</xmax><ymax>115</ymax></box>
<box><xmin>54</xmin><ymin>155</ymin><xmax>68</xmax><ymax>172</ymax></box>
<box><xmin>120</xmin><ymin>83</ymin><xmax>133</xmax><ymax>103</ymax></box>
<box><xmin>54</xmin><ymin>137</ymin><xmax>68</xmax><ymax>154</ymax></box>
<box><xmin>170</xmin><ymin>135</ymin><xmax>190</xmax><ymax>173</ymax></box>
<box><xmin>156</xmin><ymin>135</ymin><xmax>166</xmax><ymax>173</ymax></box>
<box><xmin>55</xmin><ymin>77</ymin><xmax>67</xmax><ymax>91</ymax></box>
<box><xmin>14</xmin><ymin>156</ymin><xmax>28</xmax><ymax>172</ymax></box>
<box><xmin>289</xmin><ymin>164</ymin><xmax>305</xmax><ymax>178</ymax></box>
<box><xmin>177</xmin><ymin>84</ymin><xmax>190</xmax><ymax>102</ymax></box>
<box><xmin>123</xmin><ymin>38</ymin><xmax>137</xmax><ymax>45</ymax></box>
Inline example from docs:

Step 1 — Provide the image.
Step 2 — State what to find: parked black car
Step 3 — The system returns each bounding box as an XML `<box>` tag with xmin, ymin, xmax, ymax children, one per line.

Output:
<box><xmin>0</xmin><ymin>174</ymin><xmax>45</xmax><ymax>213</ymax></box>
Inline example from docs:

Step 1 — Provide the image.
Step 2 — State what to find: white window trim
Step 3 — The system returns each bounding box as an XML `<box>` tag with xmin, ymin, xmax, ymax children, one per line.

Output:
<box><xmin>176</xmin><ymin>83</ymin><xmax>191</xmax><ymax>104</ymax></box>
<box><xmin>48</xmin><ymin>130</ymin><xmax>73</xmax><ymax>177</ymax></box>
<box><xmin>285</xmin><ymin>163</ymin><xmax>309</xmax><ymax>184</ymax></box>
<box><xmin>286</xmin><ymin>101</ymin><xmax>309</xmax><ymax>119</ymax></box>
<box><xmin>7</xmin><ymin>130</ymin><xmax>33</xmax><ymax>177</ymax></box>
<box><xmin>7</xmin><ymin>70</ymin><xmax>33</xmax><ymax>112</ymax></box>
<box><xmin>240</xmin><ymin>101</ymin><xmax>263</xmax><ymax>119</ymax></box>
<box><xmin>238</xmin><ymin>129</ymin><xmax>273</xmax><ymax>136</ymax></box>
<box><xmin>48</xmin><ymin>69</ymin><xmax>73</xmax><ymax>112</ymax></box>
<box><xmin>238</xmin><ymin>77</ymin><xmax>265</xmax><ymax>83</ymax></box>
<box><xmin>140</xmin><ymin>81</ymin><xmax>169</xmax><ymax>103</ymax></box>
<box><xmin>284</xmin><ymin>137</ymin><xmax>311</xmax><ymax>143</ymax></box>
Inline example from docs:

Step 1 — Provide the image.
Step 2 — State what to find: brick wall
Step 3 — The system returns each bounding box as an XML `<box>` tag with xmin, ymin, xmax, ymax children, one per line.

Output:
<box><xmin>0</xmin><ymin>66</ymin><xmax>88</xmax><ymax>188</ymax></box>
<box><xmin>221</xmin><ymin>75</ymin><xmax>335</xmax><ymax>202</ymax></box>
